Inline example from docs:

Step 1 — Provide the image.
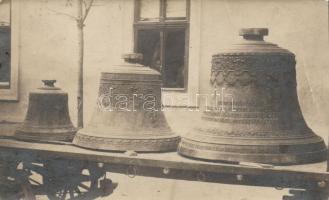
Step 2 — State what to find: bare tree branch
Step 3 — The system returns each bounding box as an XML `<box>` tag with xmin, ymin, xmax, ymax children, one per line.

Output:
<box><xmin>65</xmin><ymin>0</ymin><xmax>73</xmax><ymax>7</ymax></box>
<box><xmin>82</xmin><ymin>0</ymin><xmax>87</xmax><ymax>9</ymax></box>
<box><xmin>47</xmin><ymin>7</ymin><xmax>78</xmax><ymax>21</ymax></box>
<box><xmin>82</xmin><ymin>0</ymin><xmax>95</xmax><ymax>23</ymax></box>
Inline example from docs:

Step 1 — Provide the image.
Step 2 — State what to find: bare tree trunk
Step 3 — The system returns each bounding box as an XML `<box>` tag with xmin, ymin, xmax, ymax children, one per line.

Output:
<box><xmin>77</xmin><ymin>0</ymin><xmax>84</xmax><ymax>128</ymax></box>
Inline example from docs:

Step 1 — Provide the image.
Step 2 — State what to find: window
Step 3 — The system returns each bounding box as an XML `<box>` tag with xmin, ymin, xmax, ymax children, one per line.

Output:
<box><xmin>134</xmin><ymin>0</ymin><xmax>190</xmax><ymax>89</ymax></box>
<box><xmin>0</xmin><ymin>0</ymin><xmax>19</xmax><ymax>101</ymax></box>
<box><xmin>0</xmin><ymin>0</ymin><xmax>11</xmax><ymax>89</ymax></box>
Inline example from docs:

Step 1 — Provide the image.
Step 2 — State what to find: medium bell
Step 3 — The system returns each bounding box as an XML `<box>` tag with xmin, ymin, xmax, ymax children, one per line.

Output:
<box><xmin>73</xmin><ymin>53</ymin><xmax>180</xmax><ymax>152</ymax></box>
<box><xmin>15</xmin><ymin>80</ymin><xmax>77</xmax><ymax>142</ymax></box>
<box><xmin>178</xmin><ymin>28</ymin><xmax>327</xmax><ymax>164</ymax></box>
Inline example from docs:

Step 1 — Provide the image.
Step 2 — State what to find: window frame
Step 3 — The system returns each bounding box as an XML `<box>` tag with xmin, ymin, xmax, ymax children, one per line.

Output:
<box><xmin>0</xmin><ymin>25</ymin><xmax>11</xmax><ymax>88</ymax></box>
<box><xmin>133</xmin><ymin>0</ymin><xmax>190</xmax><ymax>91</ymax></box>
<box><xmin>0</xmin><ymin>0</ymin><xmax>19</xmax><ymax>101</ymax></box>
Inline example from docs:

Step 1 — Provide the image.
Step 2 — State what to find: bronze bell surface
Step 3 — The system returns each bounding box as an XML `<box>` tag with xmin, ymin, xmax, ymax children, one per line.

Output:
<box><xmin>15</xmin><ymin>80</ymin><xmax>77</xmax><ymax>142</ymax></box>
<box><xmin>73</xmin><ymin>53</ymin><xmax>180</xmax><ymax>152</ymax></box>
<box><xmin>178</xmin><ymin>28</ymin><xmax>327</xmax><ymax>165</ymax></box>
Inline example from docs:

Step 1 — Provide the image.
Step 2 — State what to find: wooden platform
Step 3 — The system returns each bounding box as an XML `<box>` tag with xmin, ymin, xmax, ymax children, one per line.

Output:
<box><xmin>0</xmin><ymin>122</ymin><xmax>328</xmax><ymax>194</ymax></box>
<box><xmin>0</xmin><ymin>138</ymin><xmax>327</xmax><ymax>189</ymax></box>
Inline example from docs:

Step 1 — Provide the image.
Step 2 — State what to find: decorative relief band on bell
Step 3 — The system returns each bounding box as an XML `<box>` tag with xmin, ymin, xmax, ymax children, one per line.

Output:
<box><xmin>211</xmin><ymin>55</ymin><xmax>296</xmax><ymax>67</ymax></box>
<box><xmin>192</xmin><ymin>128</ymin><xmax>316</xmax><ymax>139</ymax></box>
<box><xmin>73</xmin><ymin>134</ymin><xmax>180</xmax><ymax>152</ymax></box>
<box><xmin>210</xmin><ymin>55</ymin><xmax>296</xmax><ymax>88</ymax></box>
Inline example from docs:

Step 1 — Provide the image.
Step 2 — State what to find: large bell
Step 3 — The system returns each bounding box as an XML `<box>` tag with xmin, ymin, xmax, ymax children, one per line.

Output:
<box><xmin>178</xmin><ymin>28</ymin><xmax>327</xmax><ymax>164</ymax></box>
<box><xmin>73</xmin><ymin>53</ymin><xmax>180</xmax><ymax>152</ymax></box>
<box><xmin>15</xmin><ymin>80</ymin><xmax>77</xmax><ymax>142</ymax></box>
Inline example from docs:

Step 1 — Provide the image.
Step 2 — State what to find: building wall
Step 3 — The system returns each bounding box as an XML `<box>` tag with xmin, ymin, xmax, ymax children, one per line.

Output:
<box><xmin>0</xmin><ymin>0</ymin><xmax>328</xmax><ymax>141</ymax></box>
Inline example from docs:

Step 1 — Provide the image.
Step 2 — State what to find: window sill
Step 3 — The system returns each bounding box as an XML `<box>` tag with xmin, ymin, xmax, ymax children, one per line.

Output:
<box><xmin>0</xmin><ymin>82</ymin><xmax>10</xmax><ymax>87</ymax></box>
<box><xmin>161</xmin><ymin>87</ymin><xmax>186</xmax><ymax>92</ymax></box>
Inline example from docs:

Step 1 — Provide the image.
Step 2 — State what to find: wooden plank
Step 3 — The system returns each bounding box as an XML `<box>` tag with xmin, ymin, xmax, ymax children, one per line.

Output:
<box><xmin>0</xmin><ymin>139</ymin><xmax>328</xmax><ymax>181</ymax></box>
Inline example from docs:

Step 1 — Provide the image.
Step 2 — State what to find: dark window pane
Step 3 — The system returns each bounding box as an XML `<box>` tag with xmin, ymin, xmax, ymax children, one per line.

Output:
<box><xmin>136</xmin><ymin>29</ymin><xmax>186</xmax><ymax>89</ymax></box>
<box><xmin>137</xmin><ymin>30</ymin><xmax>161</xmax><ymax>72</ymax></box>
<box><xmin>163</xmin><ymin>30</ymin><xmax>185</xmax><ymax>88</ymax></box>
<box><xmin>0</xmin><ymin>26</ymin><xmax>10</xmax><ymax>89</ymax></box>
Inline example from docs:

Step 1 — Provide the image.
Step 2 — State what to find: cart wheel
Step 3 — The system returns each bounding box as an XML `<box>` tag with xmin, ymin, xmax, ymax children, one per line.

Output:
<box><xmin>42</xmin><ymin>160</ymin><xmax>105</xmax><ymax>200</ymax></box>
<box><xmin>0</xmin><ymin>180</ymin><xmax>35</xmax><ymax>200</ymax></box>
<box><xmin>0</xmin><ymin>160</ymin><xmax>35</xmax><ymax>200</ymax></box>
<box><xmin>18</xmin><ymin>181</ymin><xmax>36</xmax><ymax>200</ymax></box>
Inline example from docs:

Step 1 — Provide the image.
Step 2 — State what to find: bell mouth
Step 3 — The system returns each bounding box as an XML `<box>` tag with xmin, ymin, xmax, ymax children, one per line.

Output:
<box><xmin>14</xmin><ymin>128</ymin><xmax>77</xmax><ymax>143</ymax></box>
<box><xmin>178</xmin><ymin>135</ymin><xmax>327</xmax><ymax>165</ymax></box>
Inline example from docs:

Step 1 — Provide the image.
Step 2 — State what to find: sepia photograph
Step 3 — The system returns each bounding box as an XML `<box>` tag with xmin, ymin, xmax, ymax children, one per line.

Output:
<box><xmin>0</xmin><ymin>0</ymin><xmax>329</xmax><ymax>199</ymax></box>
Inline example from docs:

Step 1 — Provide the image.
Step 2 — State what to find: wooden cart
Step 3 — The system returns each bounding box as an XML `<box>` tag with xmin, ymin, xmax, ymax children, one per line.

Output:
<box><xmin>0</xmin><ymin>123</ymin><xmax>328</xmax><ymax>200</ymax></box>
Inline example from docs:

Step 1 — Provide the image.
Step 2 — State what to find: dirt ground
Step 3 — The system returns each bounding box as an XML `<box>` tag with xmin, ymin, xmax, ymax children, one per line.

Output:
<box><xmin>31</xmin><ymin>172</ymin><xmax>290</xmax><ymax>200</ymax></box>
<box><xmin>95</xmin><ymin>173</ymin><xmax>290</xmax><ymax>200</ymax></box>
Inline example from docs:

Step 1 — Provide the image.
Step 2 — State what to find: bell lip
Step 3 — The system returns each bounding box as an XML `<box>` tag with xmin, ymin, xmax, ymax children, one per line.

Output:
<box><xmin>183</xmin><ymin>131</ymin><xmax>326</xmax><ymax>146</ymax></box>
<box><xmin>72</xmin><ymin>132</ymin><xmax>180</xmax><ymax>152</ymax></box>
<box><xmin>14</xmin><ymin>125</ymin><xmax>77</xmax><ymax>142</ymax></box>
<box><xmin>178</xmin><ymin>146</ymin><xmax>327</xmax><ymax>166</ymax></box>
<box><xmin>178</xmin><ymin>137</ymin><xmax>327</xmax><ymax>165</ymax></box>
<box><xmin>15</xmin><ymin>124</ymin><xmax>77</xmax><ymax>131</ymax></box>
<box><xmin>75</xmin><ymin>129</ymin><xmax>179</xmax><ymax>140</ymax></box>
<box><xmin>14</xmin><ymin>131</ymin><xmax>76</xmax><ymax>142</ymax></box>
<box><xmin>76</xmin><ymin>125</ymin><xmax>177</xmax><ymax>140</ymax></box>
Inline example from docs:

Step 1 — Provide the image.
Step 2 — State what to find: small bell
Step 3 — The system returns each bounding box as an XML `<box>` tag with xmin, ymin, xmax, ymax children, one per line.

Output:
<box><xmin>15</xmin><ymin>80</ymin><xmax>77</xmax><ymax>142</ymax></box>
